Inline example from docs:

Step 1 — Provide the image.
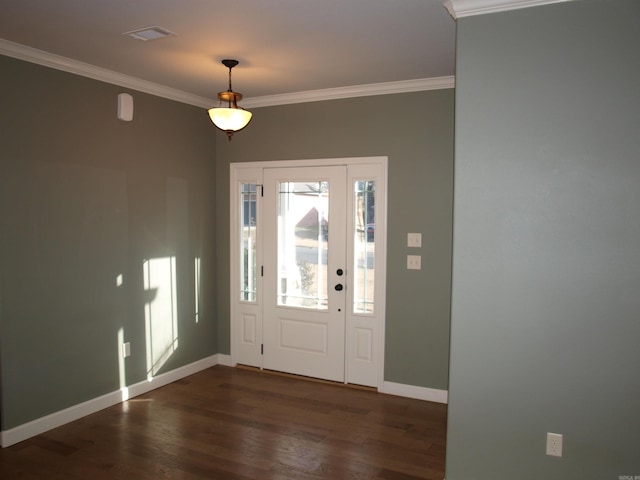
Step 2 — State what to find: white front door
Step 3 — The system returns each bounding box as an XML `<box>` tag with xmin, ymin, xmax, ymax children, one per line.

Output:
<box><xmin>230</xmin><ymin>157</ymin><xmax>387</xmax><ymax>387</ymax></box>
<box><xmin>262</xmin><ymin>166</ymin><xmax>347</xmax><ymax>381</ymax></box>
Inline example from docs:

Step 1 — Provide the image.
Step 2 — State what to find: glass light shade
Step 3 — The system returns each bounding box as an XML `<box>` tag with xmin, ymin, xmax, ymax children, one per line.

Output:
<box><xmin>208</xmin><ymin>107</ymin><xmax>252</xmax><ymax>132</ymax></box>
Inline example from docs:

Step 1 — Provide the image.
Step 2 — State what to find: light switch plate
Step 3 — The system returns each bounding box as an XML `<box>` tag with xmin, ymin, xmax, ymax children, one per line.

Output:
<box><xmin>408</xmin><ymin>233</ymin><xmax>422</xmax><ymax>248</ymax></box>
<box><xmin>407</xmin><ymin>255</ymin><xmax>421</xmax><ymax>270</ymax></box>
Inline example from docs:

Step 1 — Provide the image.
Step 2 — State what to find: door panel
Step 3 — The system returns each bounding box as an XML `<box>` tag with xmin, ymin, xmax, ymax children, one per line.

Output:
<box><xmin>263</xmin><ymin>166</ymin><xmax>346</xmax><ymax>382</ymax></box>
<box><xmin>345</xmin><ymin>164</ymin><xmax>386</xmax><ymax>387</ymax></box>
<box><xmin>280</xmin><ymin>317</ymin><xmax>328</xmax><ymax>353</ymax></box>
<box><xmin>232</xmin><ymin>169</ymin><xmax>263</xmax><ymax>368</ymax></box>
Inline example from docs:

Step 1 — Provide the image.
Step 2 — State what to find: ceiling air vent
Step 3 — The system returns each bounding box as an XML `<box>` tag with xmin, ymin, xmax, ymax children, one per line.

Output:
<box><xmin>123</xmin><ymin>26</ymin><xmax>175</xmax><ymax>41</ymax></box>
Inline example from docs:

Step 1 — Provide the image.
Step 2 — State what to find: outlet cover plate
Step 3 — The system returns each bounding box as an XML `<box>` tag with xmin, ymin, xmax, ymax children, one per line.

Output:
<box><xmin>546</xmin><ymin>432</ymin><xmax>563</xmax><ymax>457</ymax></box>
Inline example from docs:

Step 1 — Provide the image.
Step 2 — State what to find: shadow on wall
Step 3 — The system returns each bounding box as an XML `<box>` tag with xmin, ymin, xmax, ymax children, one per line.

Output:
<box><xmin>1</xmin><ymin>161</ymin><xmax>212</xmax><ymax>427</ymax></box>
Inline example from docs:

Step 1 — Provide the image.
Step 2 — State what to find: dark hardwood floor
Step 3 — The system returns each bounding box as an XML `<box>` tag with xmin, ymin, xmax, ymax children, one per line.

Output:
<box><xmin>0</xmin><ymin>366</ymin><xmax>447</xmax><ymax>479</ymax></box>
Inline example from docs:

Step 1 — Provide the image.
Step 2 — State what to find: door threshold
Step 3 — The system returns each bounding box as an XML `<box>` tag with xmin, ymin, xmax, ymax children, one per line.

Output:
<box><xmin>235</xmin><ymin>364</ymin><xmax>377</xmax><ymax>392</ymax></box>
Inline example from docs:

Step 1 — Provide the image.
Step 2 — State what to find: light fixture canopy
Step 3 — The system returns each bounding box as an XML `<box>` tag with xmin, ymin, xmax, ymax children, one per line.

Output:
<box><xmin>208</xmin><ymin>59</ymin><xmax>252</xmax><ymax>141</ymax></box>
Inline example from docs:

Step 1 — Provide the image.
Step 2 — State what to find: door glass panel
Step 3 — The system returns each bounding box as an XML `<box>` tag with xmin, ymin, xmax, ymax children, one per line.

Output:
<box><xmin>353</xmin><ymin>180</ymin><xmax>375</xmax><ymax>313</ymax></box>
<box><xmin>277</xmin><ymin>181</ymin><xmax>329</xmax><ymax>309</ymax></box>
<box><xmin>240</xmin><ymin>183</ymin><xmax>257</xmax><ymax>302</ymax></box>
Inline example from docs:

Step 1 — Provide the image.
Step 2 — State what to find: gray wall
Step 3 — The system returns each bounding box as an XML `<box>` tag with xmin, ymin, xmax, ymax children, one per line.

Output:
<box><xmin>0</xmin><ymin>53</ymin><xmax>455</xmax><ymax>431</ymax></box>
<box><xmin>447</xmin><ymin>0</ymin><xmax>640</xmax><ymax>478</ymax></box>
<box><xmin>215</xmin><ymin>91</ymin><xmax>454</xmax><ymax>389</ymax></box>
<box><xmin>0</xmin><ymin>56</ymin><xmax>218</xmax><ymax>429</ymax></box>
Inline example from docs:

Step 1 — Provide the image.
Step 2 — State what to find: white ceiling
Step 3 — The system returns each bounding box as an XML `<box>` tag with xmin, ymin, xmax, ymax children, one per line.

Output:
<box><xmin>0</xmin><ymin>0</ymin><xmax>456</xmax><ymax>105</ymax></box>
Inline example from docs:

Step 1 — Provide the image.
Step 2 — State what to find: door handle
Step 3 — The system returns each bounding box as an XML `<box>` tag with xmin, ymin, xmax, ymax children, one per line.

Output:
<box><xmin>335</xmin><ymin>283</ymin><xmax>343</xmax><ymax>291</ymax></box>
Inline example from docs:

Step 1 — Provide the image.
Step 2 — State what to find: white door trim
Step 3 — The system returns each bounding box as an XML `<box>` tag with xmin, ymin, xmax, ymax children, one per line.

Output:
<box><xmin>229</xmin><ymin>156</ymin><xmax>388</xmax><ymax>389</ymax></box>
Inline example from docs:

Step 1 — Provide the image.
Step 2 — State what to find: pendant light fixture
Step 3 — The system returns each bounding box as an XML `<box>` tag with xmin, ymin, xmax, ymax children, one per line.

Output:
<box><xmin>208</xmin><ymin>59</ymin><xmax>252</xmax><ymax>141</ymax></box>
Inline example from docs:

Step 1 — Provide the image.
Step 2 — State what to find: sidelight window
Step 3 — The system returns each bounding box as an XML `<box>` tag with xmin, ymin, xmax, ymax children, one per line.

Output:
<box><xmin>240</xmin><ymin>183</ymin><xmax>257</xmax><ymax>302</ymax></box>
<box><xmin>353</xmin><ymin>180</ymin><xmax>375</xmax><ymax>314</ymax></box>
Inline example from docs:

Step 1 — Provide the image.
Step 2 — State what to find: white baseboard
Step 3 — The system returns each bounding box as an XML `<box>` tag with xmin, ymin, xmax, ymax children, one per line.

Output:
<box><xmin>0</xmin><ymin>354</ymin><xmax>221</xmax><ymax>448</ymax></box>
<box><xmin>216</xmin><ymin>353</ymin><xmax>233</xmax><ymax>367</ymax></box>
<box><xmin>381</xmin><ymin>381</ymin><xmax>448</xmax><ymax>404</ymax></box>
<box><xmin>0</xmin><ymin>356</ymin><xmax>445</xmax><ymax>448</ymax></box>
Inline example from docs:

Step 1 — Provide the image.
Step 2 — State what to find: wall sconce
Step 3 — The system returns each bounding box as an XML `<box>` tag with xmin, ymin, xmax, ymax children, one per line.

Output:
<box><xmin>207</xmin><ymin>59</ymin><xmax>252</xmax><ymax>141</ymax></box>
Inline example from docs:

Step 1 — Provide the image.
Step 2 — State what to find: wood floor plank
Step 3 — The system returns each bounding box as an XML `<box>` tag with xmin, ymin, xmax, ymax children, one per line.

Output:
<box><xmin>0</xmin><ymin>366</ymin><xmax>447</xmax><ymax>479</ymax></box>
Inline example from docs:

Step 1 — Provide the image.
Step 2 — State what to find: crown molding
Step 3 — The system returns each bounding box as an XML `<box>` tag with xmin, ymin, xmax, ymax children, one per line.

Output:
<box><xmin>0</xmin><ymin>38</ymin><xmax>215</xmax><ymax>108</ymax></box>
<box><xmin>1</xmin><ymin>37</ymin><xmax>455</xmax><ymax>109</ymax></box>
<box><xmin>444</xmin><ymin>0</ymin><xmax>574</xmax><ymax>19</ymax></box>
<box><xmin>241</xmin><ymin>76</ymin><xmax>455</xmax><ymax>109</ymax></box>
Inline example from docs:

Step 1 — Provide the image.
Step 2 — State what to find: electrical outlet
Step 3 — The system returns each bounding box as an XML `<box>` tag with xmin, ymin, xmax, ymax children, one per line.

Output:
<box><xmin>546</xmin><ymin>432</ymin><xmax>563</xmax><ymax>457</ymax></box>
